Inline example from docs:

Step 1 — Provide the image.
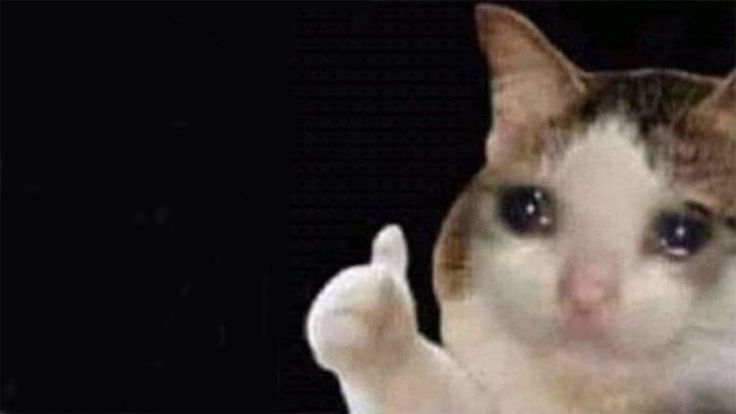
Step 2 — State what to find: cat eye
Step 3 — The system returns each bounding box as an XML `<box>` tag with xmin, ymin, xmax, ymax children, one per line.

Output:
<box><xmin>654</xmin><ymin>212</ymin><xmax>711</xmax><ymax>259</ymax></box>
<box><xmin>497</xmin><ymin>186</ymin><xmax>554</xmax><ymax>235</ymax></box>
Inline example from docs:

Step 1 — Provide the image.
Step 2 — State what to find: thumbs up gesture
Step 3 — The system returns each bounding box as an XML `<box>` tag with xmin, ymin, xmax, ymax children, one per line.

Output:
<box><xmin>306</xmin><ymin>225</ymin><xmax>418</xmax><ymax>375</ymax></box>
<box><xmin>305</xmin><ymin>224</ymin><xmax>492</xmax><ymax>414</ymax></box>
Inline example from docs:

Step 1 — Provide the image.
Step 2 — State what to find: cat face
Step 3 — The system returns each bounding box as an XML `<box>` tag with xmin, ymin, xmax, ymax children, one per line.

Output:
<box><xmin>434</xmin><ymin>5</ymin><xmax>735</xmax><ymax>361</ymax></box>
<box><xmin>471</xmin><ymin>115</ymin><xmax>732</xmax><ymax>357</ymax></box>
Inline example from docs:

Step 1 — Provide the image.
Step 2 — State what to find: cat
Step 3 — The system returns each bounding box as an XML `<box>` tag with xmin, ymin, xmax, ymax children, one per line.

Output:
<box><xmin>306</xmin><ymin>4</ymin><xmax>736</xmax><ymax>413</ymax></box>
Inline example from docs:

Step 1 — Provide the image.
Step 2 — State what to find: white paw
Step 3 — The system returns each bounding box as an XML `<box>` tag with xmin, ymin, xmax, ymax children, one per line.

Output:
<box><xmin>306</xmin><ymin>224</ymin><xmax>417</xmax><ymax>374</ymax></box>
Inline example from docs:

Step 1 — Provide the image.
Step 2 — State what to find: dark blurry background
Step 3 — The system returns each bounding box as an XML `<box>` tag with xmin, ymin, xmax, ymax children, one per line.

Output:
<box><xmin>3</xmin><ymin>1</ymin><xmax>734</xmax><ymax>412</ymax></box>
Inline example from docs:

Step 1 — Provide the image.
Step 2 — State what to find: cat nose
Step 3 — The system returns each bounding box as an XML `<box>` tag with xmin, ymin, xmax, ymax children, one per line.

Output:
<box><xmin>564</xmin><ymin>273</ymin><xmax>608</xmax><ymax>310</ymax></box>
<box><xmin>559</xmin><ymin>260</ymin><xmax>618</xmax><ymax>311</ymax></box>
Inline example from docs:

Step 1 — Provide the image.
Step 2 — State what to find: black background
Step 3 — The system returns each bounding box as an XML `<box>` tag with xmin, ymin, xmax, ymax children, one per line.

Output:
<box><xmin>3</xmin><ymin>1</ymin><xmax>734</xmax><ymax>412</ymax></box>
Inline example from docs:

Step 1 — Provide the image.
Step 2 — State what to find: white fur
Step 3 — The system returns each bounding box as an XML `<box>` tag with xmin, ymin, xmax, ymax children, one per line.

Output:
<box><xmin>675</xmin><ymin>256</ymin><xmax>736</xmax><ymax>412</ymax></box>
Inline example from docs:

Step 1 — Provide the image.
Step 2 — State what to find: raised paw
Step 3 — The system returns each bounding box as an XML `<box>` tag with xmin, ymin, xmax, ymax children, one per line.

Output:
<box><xmin>306</xmin><ymin>224</ymin><xmax>418</xmax><ymax>375</ymax></box>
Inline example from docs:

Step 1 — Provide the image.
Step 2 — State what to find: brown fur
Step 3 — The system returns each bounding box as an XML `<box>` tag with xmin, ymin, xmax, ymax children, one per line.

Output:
<box><xmin>432</xmin><ymin>183</ymin><xmax>474</xmax><ymax>300</ymax></box>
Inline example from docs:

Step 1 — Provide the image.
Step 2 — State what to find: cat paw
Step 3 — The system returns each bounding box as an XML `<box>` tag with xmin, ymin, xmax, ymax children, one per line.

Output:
<box><xmin>306</xmin><ymin>224</ymin><xmax>418</xmax><ymax>374</ymax></box>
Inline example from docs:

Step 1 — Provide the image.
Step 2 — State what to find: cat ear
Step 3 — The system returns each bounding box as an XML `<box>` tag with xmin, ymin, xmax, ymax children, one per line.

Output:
<box><xmin>703</xmin><ymin>70</ymin><xmax>736</xmax><ymax>132</ymax></box>
<box><xmin>693</xmin><ymin>70</ymin><xmax>736</xmax><ymax>133</ymax></box>
<box><xmin>475</xmin><ymin>5</ymin><xmax>586</xmax><ymax>163</ymax></box>
<box><xmin>711</xmin><ymin>70</ymin><xmax>736</xmax><ymax>110</ymax></box>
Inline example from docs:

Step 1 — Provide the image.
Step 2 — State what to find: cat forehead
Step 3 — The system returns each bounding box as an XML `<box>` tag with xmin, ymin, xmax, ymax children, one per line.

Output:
<box><xmin>545</xmin><ymin>72</ymin><xmax>735</xmax><ymax>215</ymax></box>
<box><xmin>541</xmin><ymin>113</ymin><xmax>735</xmax><ymax>216</ymax></box>
<box><xmin>546</xmin><ymin>116</ymin><xmax>658</xmax><ymax>201</ymax></box>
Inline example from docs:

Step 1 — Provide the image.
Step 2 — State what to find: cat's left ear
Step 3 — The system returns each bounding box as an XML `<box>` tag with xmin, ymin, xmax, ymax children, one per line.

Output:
<box><xmin>475</xmin><ymin>4</ymin><xmax>588</xmax><ymax>166</ymax></box>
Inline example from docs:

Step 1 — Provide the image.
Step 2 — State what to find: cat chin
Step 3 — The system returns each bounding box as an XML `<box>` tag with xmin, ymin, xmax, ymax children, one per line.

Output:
<box><xmin>489</xmin><ymin>305</ymin><xmax>656</xmax><ymax>357</ymax></box>
<box><xmin>557</xmin><ymin>334</ymin><xmax>665</xmax><ymax>363</ymax></box>
<box><xmin>502</xmin><ymin>312</ymin><xmax>678</xmax><ymax>365</ymax></box>
<box><xmin>559</xmin><ymin>322</ymin><xmax>679</xmax><ymax>361</ymax></box>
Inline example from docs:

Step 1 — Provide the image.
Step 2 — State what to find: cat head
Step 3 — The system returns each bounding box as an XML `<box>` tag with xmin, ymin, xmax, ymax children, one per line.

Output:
<box><xmin>434</xmin><ymin>4</ymin><xmax>735</xmax><ymax>361</ymax></box>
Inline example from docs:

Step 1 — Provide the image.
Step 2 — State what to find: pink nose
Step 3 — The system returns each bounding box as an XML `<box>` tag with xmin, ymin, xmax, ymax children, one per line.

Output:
<box><xmin>566</xmin><ymin>275</ymin><xmax>608</xmax><ymax>310</ymax></box>
<box><xmin>559</xmin><ymin>261</ymin><xmax>617</xmax><ymax>312</ymax></box>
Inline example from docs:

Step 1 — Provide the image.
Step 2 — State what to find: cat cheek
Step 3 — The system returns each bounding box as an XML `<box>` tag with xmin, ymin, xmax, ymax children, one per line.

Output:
<box><xmin>479</xmin><ymin>245</ymin><xmax>561</xmax><ymax>337</ymax></box>
<box><xmin>615</xmin><ymin>271</ymin><xmax>693</xmax><ymax>350</ymax></box>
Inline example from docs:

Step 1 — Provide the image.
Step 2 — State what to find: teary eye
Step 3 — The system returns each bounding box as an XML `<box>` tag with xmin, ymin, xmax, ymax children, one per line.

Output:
<box><xmin>498</xmin><ymin>186</ymin><xmax>555</xmax><ymax>235</ymax></box>
<box><xmin>654</xmin><ymin>212</ymin><xmax>711</xmax><ymax>258</ymax></box>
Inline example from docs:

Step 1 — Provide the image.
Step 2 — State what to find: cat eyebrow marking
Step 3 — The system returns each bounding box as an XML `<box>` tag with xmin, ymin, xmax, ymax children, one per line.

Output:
<box><xmin>683</xmin><ymin>201</ymin><xmax>713</xmax><ymax>219</ymax></box>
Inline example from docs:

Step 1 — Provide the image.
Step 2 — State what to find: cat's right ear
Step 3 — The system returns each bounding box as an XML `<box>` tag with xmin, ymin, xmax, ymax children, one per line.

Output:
<box><xmin>475</xmin><ymin>5</ymin><xmax>586</xmax><ymax>165</ymax></box>
<box><xmin>691</xmin><ymin>69</ymin><xmax>735</xmax><ymax>134</ymax></box>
